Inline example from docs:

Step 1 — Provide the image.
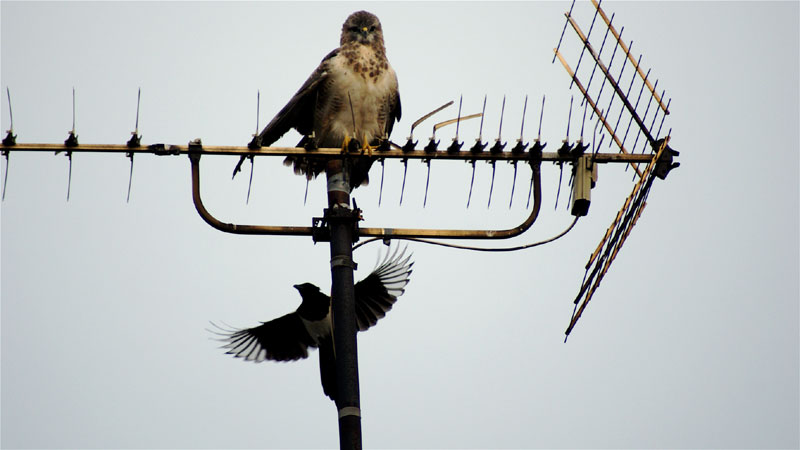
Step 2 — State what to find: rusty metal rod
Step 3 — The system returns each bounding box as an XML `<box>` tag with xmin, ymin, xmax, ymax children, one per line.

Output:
<box><xmin>189</xmin><ymin>151</ymin><xmax>545</xmax><ymax>239</ymax></box>
<box><xmin>3</xmin><ymin>142</ymin><xmax>655</xmax><ymax>163</ymax></box>
<box><xmin>189</xmin><ymin>152</ymin><xmax>314</xmax><ymax>236</ymax></box>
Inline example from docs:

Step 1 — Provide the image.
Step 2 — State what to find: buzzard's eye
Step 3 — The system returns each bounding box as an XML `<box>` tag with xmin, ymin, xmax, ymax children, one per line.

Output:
<box><xmin>349</xmin><ymin>26</ymin><xmax>359</xmax><ymax>32</ymax></box>
<box><xmin>369</xmin><ymin>26</ymin><xmax>376</xmax><ymax>32</ymax></box>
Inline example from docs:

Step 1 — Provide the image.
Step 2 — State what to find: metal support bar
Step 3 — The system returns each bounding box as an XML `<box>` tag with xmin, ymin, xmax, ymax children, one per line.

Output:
<box><xmin>188</xmin><ymin>151</ymin><xmax>548</xmax><ymax>240</ymax></box>
<box><xmin>325</xmin><ymin>159</ymin><xmax>362</xmax><ymax>450</ymax></box>
<box><xmin>2</xmin><ymin>142</ymin><xmax>656</xmax><ymax>163</ymax></box>
<box><xmin>189</xmin><ymin>152</ymin><xmax>314</xmax><ymax>235</ymax></box>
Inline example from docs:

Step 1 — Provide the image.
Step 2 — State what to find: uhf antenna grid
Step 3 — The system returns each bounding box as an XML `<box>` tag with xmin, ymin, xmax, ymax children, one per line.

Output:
<box><xmin>551</xmin><ymin>0</ymin><xmax>678</xmax><ymax>338</ymax></box>
<box><xmin>553</xmin><ymin>0</ymin><xmax>671</xmax><ymax>168</ymax></box>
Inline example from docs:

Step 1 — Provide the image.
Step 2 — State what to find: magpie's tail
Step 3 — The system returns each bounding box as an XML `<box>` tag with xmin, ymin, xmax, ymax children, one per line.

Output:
<box><xmin>318</xmin><ymin>336</ymin><xmax>338</xmax><ymax>402</ymax></box>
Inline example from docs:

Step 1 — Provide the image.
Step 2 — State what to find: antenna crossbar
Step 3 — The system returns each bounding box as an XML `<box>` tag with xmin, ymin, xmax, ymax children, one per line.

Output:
<box><xmin>2</xmin><ymin>142</ymin><xmax>655</xmax><ymax>164</ymax></box>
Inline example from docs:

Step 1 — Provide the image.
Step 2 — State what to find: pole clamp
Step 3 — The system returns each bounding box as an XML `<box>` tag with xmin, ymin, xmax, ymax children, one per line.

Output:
<box><xmin>338</xmin><ymin>406</ymin><xmax>361</xmax><ymax>419</ymax></box>
<box><xmin>330</xmin><ymin>255</ymin><xmax>357</xmax><ymax>270</ymax></box>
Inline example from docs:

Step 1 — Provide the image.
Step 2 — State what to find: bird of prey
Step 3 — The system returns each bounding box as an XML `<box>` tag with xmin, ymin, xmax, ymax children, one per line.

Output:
<box><xmin>234</xmin><ymin>10</ymin><xmax>402</xmax><ymax>190</ymax></box>
<box><xmin>211</xmin><ymin>246</ymin><xmax>413</xmax><ymax>402</ymax></box>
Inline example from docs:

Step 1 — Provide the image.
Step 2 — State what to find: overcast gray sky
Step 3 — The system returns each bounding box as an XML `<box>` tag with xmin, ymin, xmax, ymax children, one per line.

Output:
<box><xmin>2</xmin><ymin>1</ymin><xmax>798</xmax><ymax>449</ymax></box>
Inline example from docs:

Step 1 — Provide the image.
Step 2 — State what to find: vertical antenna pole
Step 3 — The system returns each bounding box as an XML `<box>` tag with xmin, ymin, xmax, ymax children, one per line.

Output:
<box><xmin>325</xmin><ymin>159</ymin><xmax>362</xmax><ymax>450</ymax></box>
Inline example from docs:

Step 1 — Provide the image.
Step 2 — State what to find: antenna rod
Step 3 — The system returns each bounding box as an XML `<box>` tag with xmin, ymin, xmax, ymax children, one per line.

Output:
<box><xmin>399</xmin><ymin>159</ymin><xmax>408</xmax><ymax>206</ymax></box>
<box><xmin>247</xmin><ymin>157</ymin><xmax>255</xmax><ymax>204</ymax></box>
<box><xmin>134</xmin><ymin>88</ymin><xmax>141</xmax><ymax>134</ymax></box>
<box><xmin>496</xmin><ymin>95</ymin><xmax>506</xmax><ymax>141</ymax></box>
<box><xmin>255</xmin><ymin>90</ymin><xmax>260</xmax><ymax>135</ymax></box>
<box><xmin>3</xmin><ymin>87</ymin><xmax>14</xmax><ymax>200</ymax></box>
<box><xmin>509</xmin><ymin>95</ymin><xmax>530</xmax><ymax>208</ymax></box>
<box><xmin>467</xmin><ymin>95</ymin><xmax>488</xmax><ymax>208</ymax></box>
<box><xmin>246</xmin><ymin>90</ymin><xmax>261</xmax><ymax>204</ymax></box>
<box><xmin>64</xmin><ymin>87</ymin><xmax>78</xmax><ymax>201</ymax></box>
<box><xmin>71</xmin><ymin>87</ymin><xmax>76</xmax><ymax>134</ymax></box>
<box><xmin>6</xmin><ymin>87</ymin><xmax>13</xmax><ymax>133</ymax></box>
<box><xmin>1</xmin><ymin>151</ymin><xmax>8</xmax><ymax>201</ymax></box>
<box><xmin>566</xmin><ymin>95</ymin><xmax>574</xmax><ymax>139</ymax></box>
<box><xmin>466</xmin><ymin>161</ymin><xmax>476</xmax><ymax>208</ymax></box>
<box><xmin>66</xmin><ymin>152</ymin><xmax>73</xmax><ymax>201</ymax></box>
<box><xmin>126</xmin><ymin>88</ymin><xmax>141</xmax><ymax>203</ymax></box>
<box><xmin>378</xmin><ymin>158</ymin><xmax>385</xmax><ymax>206</ymax></box>
<box><xmin>553</xmin><ymin>0</ymin><xmax>577</xmax><ymax>63</ymax></box>
<box><xmin>487</xmin><ymin>162</ymin><xmax>496</xmax><ymax>208</ymax></box>
<box><xmin>537</xmin><ymin>95</ymin><xmax>545</xmax><ymax>141</ymax></box>
<box><xmin>527</xmin><ymin>95</ymin><xmax>546</xmax><ymax>210</ymax></box>
<box><xmin>423</xmin><ymin>160</ymin><xmax>431</xmax><ymax>208</ymax></box>
<box><xmin>519</xmin><ymin>94</ymin><xmax>529</xmax><ymax>141</ymax></box>
<box><xmin>454</xmin><ymin>95</ymin><xmax>463</xmax><ymax>141</ymax></box>
<box><xmin>477</xmin><ymin>94</ymin><xmax>487</xmax><ymax>141</ymax></box>
<box><xmin>408</xmin><ymin>100</ymin><xmax>453</xmax><ymax>141</ymax></box>
<box><xmin>487</xmin><ymin>96</ymin><xmax>507</xmax><ymax>208</ymax></box>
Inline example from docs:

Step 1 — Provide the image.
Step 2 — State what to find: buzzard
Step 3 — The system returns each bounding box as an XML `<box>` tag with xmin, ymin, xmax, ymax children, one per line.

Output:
<box><xmin>234</xmin><ymin>10</ymin><xmax>402</xmax><ymax>190</ymax></box>
<box><xmin>210</xmin><ymin>246</ymin><xmax>413</xmax><ymax>402</ymax></box>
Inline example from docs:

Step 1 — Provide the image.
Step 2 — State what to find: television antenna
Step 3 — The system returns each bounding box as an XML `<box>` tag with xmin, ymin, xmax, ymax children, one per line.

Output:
<box><xmin>1</xmin><ymin>1</ymin><xmax>678</xmax><ymax>447</ymax></box>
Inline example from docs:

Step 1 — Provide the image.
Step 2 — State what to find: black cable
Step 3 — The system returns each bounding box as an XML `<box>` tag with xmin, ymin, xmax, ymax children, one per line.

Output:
<box><xmin>352</xmin><ymin>216</ymin><xmax>580</xmax><ymax>253</ymax></box>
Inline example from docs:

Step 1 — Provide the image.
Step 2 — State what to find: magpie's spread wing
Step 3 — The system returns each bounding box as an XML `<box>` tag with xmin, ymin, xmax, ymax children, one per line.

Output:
<box><xmin>210</xmin><ymin>313</ymin><xmax>317</xmax><ymax>362</ymax></box>
<box><xmin>353</xmin><ymin>246</ymin><xmax>413</xmax><ymax>331</ymax></box>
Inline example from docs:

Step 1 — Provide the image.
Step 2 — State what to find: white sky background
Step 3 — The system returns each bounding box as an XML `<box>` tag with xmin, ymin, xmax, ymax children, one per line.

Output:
<box><xmin>1</xmin><ymin>1</ymin><xmax>798</xmax><ymax>448</ymax></box>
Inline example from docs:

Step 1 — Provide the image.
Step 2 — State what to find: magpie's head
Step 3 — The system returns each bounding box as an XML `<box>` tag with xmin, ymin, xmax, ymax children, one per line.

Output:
<box><xmin>293</xmin><ymin>282</ymin><xmax>321</xmax><ymax>297</ymax></box>
<box><xmin>294</xmin><ymin>282</ymin><xmax>330</xmax><ymax>320</ymax></box>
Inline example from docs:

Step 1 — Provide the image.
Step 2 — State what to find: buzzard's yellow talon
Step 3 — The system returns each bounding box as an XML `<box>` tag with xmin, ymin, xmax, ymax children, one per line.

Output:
<box><xmin>361</xmin><ymin>133</ymin><xmax>376</xmax><ymax>157</ymax></box>
<box><xmin>341</xmin><ymin>135</ymin><xmax>351</xmax><ymax>154</ymax></box>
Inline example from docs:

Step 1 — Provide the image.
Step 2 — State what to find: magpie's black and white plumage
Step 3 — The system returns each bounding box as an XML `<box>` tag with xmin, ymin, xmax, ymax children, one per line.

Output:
<box><xmin>211</xmin><ymin>247</ymin><xmax>412</xmax><ymax>401</ymax></box>
<box><xmin>233</xmin><ymin>10</ymin><xmax>402</xmax><ymax>190</ymax></box>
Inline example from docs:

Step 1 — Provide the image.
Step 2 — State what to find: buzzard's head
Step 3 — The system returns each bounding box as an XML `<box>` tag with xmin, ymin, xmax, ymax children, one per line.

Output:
<box><xmin>341</xmin><ymin>11</ymin><xmax>384</xmax><ymax>46</ymax></box>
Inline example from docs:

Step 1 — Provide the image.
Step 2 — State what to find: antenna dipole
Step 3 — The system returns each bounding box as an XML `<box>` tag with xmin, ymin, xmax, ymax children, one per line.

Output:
<box><xmin>126</xmin><ymin>87</ymin><xmax>142</xmax><ymax>203</ymax></box>
<box><xmin>2</xmin><ymin>87</ymin><xmax>16</xmax><ymax>200</ymax></box>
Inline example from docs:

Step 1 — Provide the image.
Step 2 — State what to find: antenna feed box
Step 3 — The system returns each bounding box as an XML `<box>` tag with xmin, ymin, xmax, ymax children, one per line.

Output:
<box><xmin>571</xmin><ymin>155</ymin><xmax>597</xmax><ymax>217</ymax></box>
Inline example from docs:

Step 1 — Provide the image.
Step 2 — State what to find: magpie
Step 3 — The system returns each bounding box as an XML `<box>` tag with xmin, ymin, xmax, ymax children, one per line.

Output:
<box><xmin>211</xmin><ymin>246</ymin><xmax>413</xmax><ymax>401</ymax></box>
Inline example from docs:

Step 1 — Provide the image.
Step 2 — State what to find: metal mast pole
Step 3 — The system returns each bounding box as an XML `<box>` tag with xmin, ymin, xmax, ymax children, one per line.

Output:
<box><xmin>325</xmin><ymin>158</ymin><xmax>362</xmax><ymax>450</ymax></box>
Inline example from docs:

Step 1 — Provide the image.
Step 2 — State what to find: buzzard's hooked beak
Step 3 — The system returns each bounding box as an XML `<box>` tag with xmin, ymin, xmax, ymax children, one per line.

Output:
<box><xmin>360</xmin><ymin>26</ymin><xmax>369</xmax><ymax>38</ymax></box>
